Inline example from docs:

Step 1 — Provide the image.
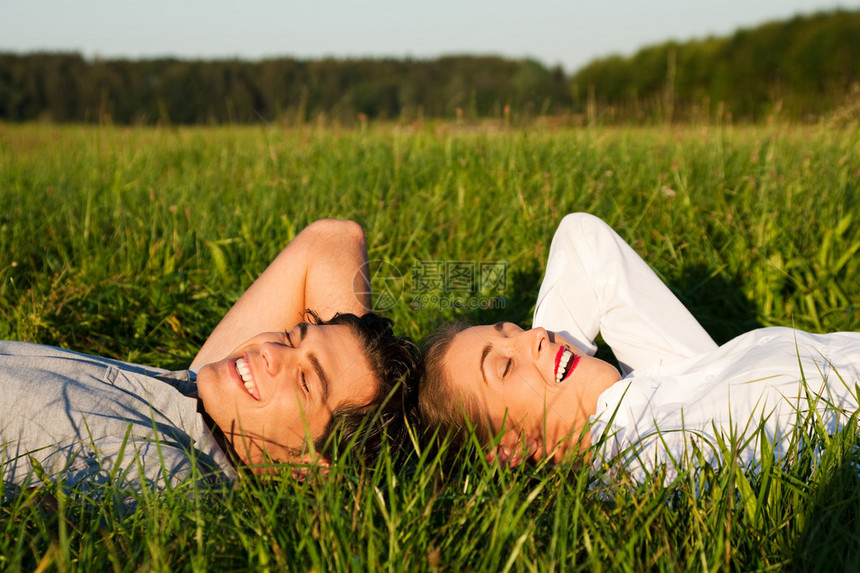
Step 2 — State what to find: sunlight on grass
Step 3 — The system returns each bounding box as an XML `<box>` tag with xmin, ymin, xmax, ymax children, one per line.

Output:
<box><xmin>0</xmin><ymin>121</ymin><xmax>858</xmax><ymax>569</ymax></box>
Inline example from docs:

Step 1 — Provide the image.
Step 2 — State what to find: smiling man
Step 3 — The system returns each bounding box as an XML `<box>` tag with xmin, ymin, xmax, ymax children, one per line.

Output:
<box><xmin>0</xmin><ymin>219</ymin><xmax>420</xmax><ymax>489</ymax></box>
<box><xmin>198</xmin><ymin>325</ymin><xmax>374</xmax><ymax>467</ymax></box>
<box><xmin>197</xmin><ymin>312</ymin><xmax>413</xmax><ymax>471</ymax></box>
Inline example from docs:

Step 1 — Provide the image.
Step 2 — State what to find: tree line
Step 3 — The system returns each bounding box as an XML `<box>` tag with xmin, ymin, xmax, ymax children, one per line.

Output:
<box><xmin>1</xmin><ymin>8</ymin><xmax>857</xmax><ymax>125</ymax></box>
<box><xmin>572</xmin><ymin>8</ymin><xmax>860</xmax><ymax>122</ymax></box>
<box><xmin>0</xmin><ymin>53</ymin><xmax>569</xmax><ymax>125</ymax></box>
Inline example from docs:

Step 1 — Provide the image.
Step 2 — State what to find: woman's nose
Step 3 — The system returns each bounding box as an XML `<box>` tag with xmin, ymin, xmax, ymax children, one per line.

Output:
<box><xmin>517</xmin><ymin>327</ymin><xmax>547</xmax><ymax>359</ymax></box>
<box><xmin>528</xmin><ymin>327</ymin><xmax>549</xmax><ymax>358</ymax></box>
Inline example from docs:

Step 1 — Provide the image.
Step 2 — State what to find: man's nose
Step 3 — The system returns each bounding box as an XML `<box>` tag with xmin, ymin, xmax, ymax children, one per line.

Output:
<box><xmin>260</xmin><ymin>342</ymin><xmax>291</xmax><ymax>375</ymax></box>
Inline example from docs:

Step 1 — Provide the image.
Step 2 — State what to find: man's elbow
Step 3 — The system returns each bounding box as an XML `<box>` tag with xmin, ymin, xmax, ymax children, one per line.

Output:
<box><xmin>303</xmin><ymin>218</ymin><xmax>366</xmax><ymax>246</ymax></box>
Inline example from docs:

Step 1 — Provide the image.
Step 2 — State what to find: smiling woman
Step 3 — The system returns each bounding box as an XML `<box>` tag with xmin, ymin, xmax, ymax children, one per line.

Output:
<box><xmin>438</xmin><ymin>321</ymin><xmax>622</xmax><ymax>462</ymax></box>
<box><xmin>0</xmin><ymin>219</ymin><xmax>420</xmax><ymax>490</ymax></box>
<box><xmin>420</xmin><ymin>213</ymin><xmax>860</xmax><ymax>480</ymax></box>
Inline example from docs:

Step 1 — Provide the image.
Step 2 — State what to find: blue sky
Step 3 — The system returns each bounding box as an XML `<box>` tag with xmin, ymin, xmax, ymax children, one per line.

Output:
<box><xmin>2</xmin><ymin>0</ymin><xmax>856</xmax><ymax>72</ymax></box>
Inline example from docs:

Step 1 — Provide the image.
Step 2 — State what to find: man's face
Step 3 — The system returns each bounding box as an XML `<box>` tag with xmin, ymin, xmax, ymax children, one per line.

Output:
<box><xmin>197</xmin><ymin>322</ymin><xmax>375</xmax><ymax>469</ymax></box>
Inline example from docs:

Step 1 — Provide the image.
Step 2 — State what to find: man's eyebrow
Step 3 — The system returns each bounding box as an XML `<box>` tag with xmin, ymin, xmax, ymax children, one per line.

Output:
<box><xmin>308</xmin><ymin>353</ymin><xmax>329</xmax><ymax>402</ymax></box>
<box><xmin>480</xmin><ymin>344</ymin><xmax>491</xmax><ymax>385</ymax></box>
<box><xmin>493</xmin><ymin>322</ymin><xmax>504</xmax><ymax>332</ymax></box>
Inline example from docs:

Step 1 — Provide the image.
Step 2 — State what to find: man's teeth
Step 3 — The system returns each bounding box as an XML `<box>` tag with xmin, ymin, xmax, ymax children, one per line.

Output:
<box><xmin>236</xmin><ymin>358</ymin><xmax>257</xmax><ymax>395</ymax></box>
<box><xmin>556</xmin><ymin>348</ymin><xmax>573</xmax><ymax>383</ymax></box>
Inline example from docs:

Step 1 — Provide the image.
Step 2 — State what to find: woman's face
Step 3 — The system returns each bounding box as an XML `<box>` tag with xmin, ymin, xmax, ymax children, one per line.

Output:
<box><xmin>197</xmin><ymin>322</ymin><xmax>375</xmax><ymax>469</ymax></box>
<box><xmin>443</xmin><ymin>322</ymin><xmax>621</xmax><ymax>463</ymax></box>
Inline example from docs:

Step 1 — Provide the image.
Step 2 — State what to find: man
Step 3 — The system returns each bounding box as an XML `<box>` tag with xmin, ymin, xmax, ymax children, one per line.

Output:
<box><xmin>1</xmin><ymin>219</ymin><xmax>419</xmax><ymax>490</ymax></box>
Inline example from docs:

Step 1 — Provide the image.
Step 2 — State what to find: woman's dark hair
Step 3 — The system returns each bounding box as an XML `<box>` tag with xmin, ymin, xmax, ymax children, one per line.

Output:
<box><xmin>307</xmin><ymin>310</ymin><xmax>421</xmax><ymax>466</ymax></box>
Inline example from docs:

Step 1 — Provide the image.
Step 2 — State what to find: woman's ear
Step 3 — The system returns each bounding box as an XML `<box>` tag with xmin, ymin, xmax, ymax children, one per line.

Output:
<box><xmin>494</xmin><ymin>430</ymin><xmax>542</xmax><ymax>467</ymax></box>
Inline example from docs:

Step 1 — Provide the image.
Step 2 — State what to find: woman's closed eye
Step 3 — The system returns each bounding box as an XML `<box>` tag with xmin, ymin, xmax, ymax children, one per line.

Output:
<box><xmin>501</xmin><ymin>358</ymin><xmax>513</xmax><ymax>379</ymax></box>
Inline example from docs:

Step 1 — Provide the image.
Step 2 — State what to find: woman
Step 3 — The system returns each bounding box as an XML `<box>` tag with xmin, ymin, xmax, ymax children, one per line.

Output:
<box><xmin>1</xmin><ymin>219</ymin><xmax>420</xmax><ymax>490</ymax></box>
<box><xmin>419</xmin><ymin>213</ymin><xmax>860</xmax><ymax>482</ymax></box>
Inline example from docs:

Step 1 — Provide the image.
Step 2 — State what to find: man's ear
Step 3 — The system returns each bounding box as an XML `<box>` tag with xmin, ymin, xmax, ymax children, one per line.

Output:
<box><xmin>289</xmin><ymin>452</ymin><xmax>330</xmax><ymax>480</ymax></box>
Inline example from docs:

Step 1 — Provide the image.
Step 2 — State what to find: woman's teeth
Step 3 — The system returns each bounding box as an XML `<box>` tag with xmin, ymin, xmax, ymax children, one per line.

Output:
<box><xmin>556</xmin><ymin>348</ymin><xmax>574</xmax><ymax>383</ymax></box>
<box><xmin>236</xmin><ymin>358</ymin><xmax>259</xmax><ymax>398</ymax></box>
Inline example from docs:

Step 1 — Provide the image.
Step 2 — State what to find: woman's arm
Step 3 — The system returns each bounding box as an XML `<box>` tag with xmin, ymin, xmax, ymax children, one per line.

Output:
<box><xmin>532</xmin><ymin>213</ymin><xmax>718</xmax><ymax>374</ymax></box>
<box><xmin>190</xmin><ymin>219</ymin><xmax>371</xmax><ymax>368</ymax></box>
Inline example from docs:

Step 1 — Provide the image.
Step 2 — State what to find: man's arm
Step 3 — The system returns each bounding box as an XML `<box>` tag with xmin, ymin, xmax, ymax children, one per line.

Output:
<box><xmin>190</xmin><ymin>219</ymin><xmax>371</xmax><ymax>368</ymax></box>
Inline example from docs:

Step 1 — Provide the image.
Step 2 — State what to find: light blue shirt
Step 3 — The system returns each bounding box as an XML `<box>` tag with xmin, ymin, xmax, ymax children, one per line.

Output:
<box><xmin>0</xmin><ymin>341</ymin><xmax>235</xmax><ymax>491</ymax></box>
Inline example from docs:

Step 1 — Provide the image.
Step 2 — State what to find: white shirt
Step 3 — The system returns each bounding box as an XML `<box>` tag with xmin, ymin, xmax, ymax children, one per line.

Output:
<box><xmin>589</xmin><ymin>327</ymin><xmax>860</xmax><ymax>482</ymax></box>
<box><xmin>530</xmin><ymin>213</ymin><xmax>859</xmax><ymax>482</ymax></box>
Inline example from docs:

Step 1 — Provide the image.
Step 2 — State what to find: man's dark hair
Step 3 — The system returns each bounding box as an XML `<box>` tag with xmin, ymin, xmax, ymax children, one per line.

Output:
<box><xmin>307</xmin><ymin>310</ymin><xmax>421</xmax><ymax>466</ymax></box>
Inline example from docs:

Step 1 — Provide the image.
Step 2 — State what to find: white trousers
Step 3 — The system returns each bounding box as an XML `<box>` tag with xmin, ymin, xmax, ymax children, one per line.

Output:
<box><xmin>532</xmin><ymin>213</ymin><xmax>718</xmax><ymax>375</ymax></box>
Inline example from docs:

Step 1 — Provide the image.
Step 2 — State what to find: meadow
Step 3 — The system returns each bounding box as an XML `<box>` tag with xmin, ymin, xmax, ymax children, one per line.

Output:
<box><xmin>1</xmin><ymin>120</ymin><xmax>859</xmax><ymax>570</ymax></box>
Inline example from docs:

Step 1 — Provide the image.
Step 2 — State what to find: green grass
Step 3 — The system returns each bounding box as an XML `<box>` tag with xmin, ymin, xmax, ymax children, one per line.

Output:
<box><xmin>1</xmin><ymin>121</ymin><xmax>859</xmax><ymax>570</ymax></box>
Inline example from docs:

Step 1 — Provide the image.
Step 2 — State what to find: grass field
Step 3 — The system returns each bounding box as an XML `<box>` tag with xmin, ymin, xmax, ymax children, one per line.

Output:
<box><xmin>1</xmin><ymin>121</ymin><xmax>859</xmax><ymax>570</ymax></box>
